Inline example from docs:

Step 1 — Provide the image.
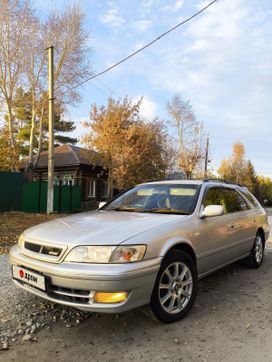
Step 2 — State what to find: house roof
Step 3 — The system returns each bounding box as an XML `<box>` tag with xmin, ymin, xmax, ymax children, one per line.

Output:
<box><xmin>22</xmin><ymin>144</ymin><xmax>101</xmax><ymax>169</ymax></box>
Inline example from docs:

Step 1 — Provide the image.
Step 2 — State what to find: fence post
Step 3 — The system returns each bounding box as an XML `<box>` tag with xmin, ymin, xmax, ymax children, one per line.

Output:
<box><xmin>58</xmin><ymin>179</ymin><xmax>62</xmax><ymax>214</ymax></box>
<box><xmin>38</xmin><ymin>175</ymin><xmax>42</xmax><ymax>213</ymax></box>
<box><xmin>69</xmin><ymin>180</ymin><xmax>73</xmax><ymax>213</ymax></box>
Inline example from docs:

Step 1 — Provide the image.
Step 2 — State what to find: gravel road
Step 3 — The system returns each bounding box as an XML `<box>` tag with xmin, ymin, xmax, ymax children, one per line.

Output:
<box><xmin>1</xmin><ymin>216</ymin><xmax>272</xmax><ymax>362</ymax></box>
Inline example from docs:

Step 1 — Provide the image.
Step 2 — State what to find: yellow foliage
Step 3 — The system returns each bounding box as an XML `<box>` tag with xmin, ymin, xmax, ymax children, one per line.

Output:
<box><xmin>218</xmin><ymin>142</ymin><xmax>257</xmax><ymax>192</ymax></box>
<box><xmin>0</xmin><ymin>128</ymin><xmax>21</xmax><ymax>171</ymax></box>
<box><xmin>82</xmin><ymin>97</ymin><xmax>168</xmax><ymax>190</ymax></box>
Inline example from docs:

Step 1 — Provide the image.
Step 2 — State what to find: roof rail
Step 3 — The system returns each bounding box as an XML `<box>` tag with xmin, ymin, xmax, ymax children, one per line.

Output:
<box><xmin>203</xmin><ymin>179</ymin><xmax>245</xmax><ymax>188</ymax></box>
<box><xmin>203</xmin><ymin>178</ymin><xmax>230</xmax><ymax>184</ymax></box>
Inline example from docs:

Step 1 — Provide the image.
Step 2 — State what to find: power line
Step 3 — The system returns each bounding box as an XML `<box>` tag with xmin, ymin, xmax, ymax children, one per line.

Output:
<box><xmin>89</xmin><ymin>80</ymin><xmax>113</xmax><ymax>98</ymax></box>
<box><xmin>94</xmin><ymin>78</ymin><xmax>120</xmax><ymax>99</ymax></box>
<box><xmin>63</xmin><ymin>0</ymin><xmax>219</xmax><ymax>95</ymax></box>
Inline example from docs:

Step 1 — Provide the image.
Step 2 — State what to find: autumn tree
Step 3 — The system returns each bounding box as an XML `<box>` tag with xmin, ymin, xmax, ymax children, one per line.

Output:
<box><xmin>82</xmin><ymin>97</ymin><xmax>168</xmax><ymax>193</ymax></box>
<box><xmin>218</xmin><ymin>142</ymin><xmax>259</xmax><ymax>192</ymax></box>
<box><xmin>257</xmin><ymin>176</ymin><xmax>272</xmax><ymax>205</ymax></box>
<box><xmin>167</xmin><ymin>94</ymin><xmax>205</xmax><ymax>179</ymax></box>
<box><xmin>0</xmin><ymin>127</ymin><xmax>20</xmax><ymax>171</ymax></box>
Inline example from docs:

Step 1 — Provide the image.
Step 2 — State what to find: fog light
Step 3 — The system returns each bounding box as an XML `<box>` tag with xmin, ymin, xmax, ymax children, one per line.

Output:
<box><xmin>94</xmin><ymin>291</ymin><xmax>128</xmax><ymax>304</ymax></box>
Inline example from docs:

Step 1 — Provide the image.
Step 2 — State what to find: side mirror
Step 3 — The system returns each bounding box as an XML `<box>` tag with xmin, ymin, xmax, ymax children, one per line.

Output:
<box><xmin>98</xmin><ymin>201</ymin><xmax>107</xmax><ymax>209</ymax></box>
<box><xmin>201</xmin><ymin>205</ymin><xmax>224</xmax><ymax>218</ymax></box>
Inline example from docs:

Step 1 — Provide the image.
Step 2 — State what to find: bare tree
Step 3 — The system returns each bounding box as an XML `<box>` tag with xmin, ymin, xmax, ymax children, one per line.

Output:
<box><xmin>24</xmin><ymin>16</ymin><xmax>47</xmax><ymax>174</ymax></box>
<box><xmin>0</xmin><ymin>1</ymin><xmax>92</xmax><ymax>172</ymax></box>
<box><xmin>45</xmin><ymin>3</ymin><xmax>92</xmax><ymax>105</ymax></box>
<box><xmin>167</xmin><ymin>94</ymin><xmax>205</xmax><ymax>179</ymax></box>
<box><xmin>0</xmin><ymin>0</ymin><xmax>33</xmax><ymax>166</ymax></box>
<box><xmin>25</xmin><ymin>3</ymin><xmax>92</xmax><ymax>175</ymax></box>
<box><xmin>178</xmin><ymin>122</ymin><xmax>205</xmax><ymax>179</ymax></box>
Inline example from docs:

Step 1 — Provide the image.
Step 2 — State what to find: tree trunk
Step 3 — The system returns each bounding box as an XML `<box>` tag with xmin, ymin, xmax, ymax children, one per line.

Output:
<box><xmin>7</xmin><ymin>105</ymin><xmax>17</xmax><ymax>172</ymax></box>
<box><xmin>33</xmin><ymin>103</ymin><xmax>45</xmax><ymax>170</ymax></box>
<box><xmin>25</xmin><ymin>108</ymin><xmax>36</xmax><ymax>179</ymax></box>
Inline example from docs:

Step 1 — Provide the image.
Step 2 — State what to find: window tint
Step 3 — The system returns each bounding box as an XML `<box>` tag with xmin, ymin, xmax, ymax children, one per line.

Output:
<box><xmin>239</xmin><ymin>189</ymin><xmax>260</xmax><ymax>208</ymax></box>
<box><xmin>221</xmin><ymin>188</ymin><xmax>248</xmax><ymax>213</ymax></box>
<box><xmin>203</xmin><ymin>187</ymin><xmax>249</xmax><ymax>214</ymax></box>
<box><xmin>203</xmin><ymin>187</ymin><xmax>224</xmax><ymax>208</ymax></box>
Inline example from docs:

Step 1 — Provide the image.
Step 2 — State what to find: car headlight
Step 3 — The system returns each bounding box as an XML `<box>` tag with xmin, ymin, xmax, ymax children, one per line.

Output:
<box><xmin>18</xmin><ymin>234</ymin><xmax>24</xmax><ymax>249</ymax></box>
<box><xmin>65</xmin><ymin>245</ymin><xmax>146</xmax><ymax>263</ymax></box>
<box><xmin>110</xmin><ymin>245</ymin><xmax>146</xmax><ymax>263</ymax></box>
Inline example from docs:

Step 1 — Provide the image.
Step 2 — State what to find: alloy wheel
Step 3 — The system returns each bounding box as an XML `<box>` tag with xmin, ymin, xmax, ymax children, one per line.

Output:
<box><xmin>158</xmin><ymin>262</ymin><xmax>193</xmax><ymax>314</ymax></box>
<box><xmin>254</xmin><ymin>236</ymin><xmax>264</xmax><ymax>263</ymax></box>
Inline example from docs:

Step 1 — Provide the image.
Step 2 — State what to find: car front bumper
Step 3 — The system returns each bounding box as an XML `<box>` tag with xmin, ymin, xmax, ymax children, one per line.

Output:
<box><xmin>9</xmin><ymin>245</ymin><xmax>161</xmax><ymax>313</ymax></box>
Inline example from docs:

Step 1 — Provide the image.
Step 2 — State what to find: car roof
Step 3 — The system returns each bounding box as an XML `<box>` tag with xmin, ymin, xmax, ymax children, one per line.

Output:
<box><xmin>139</xmin><ymin>180</ymin><xmax>203</xmax><ymax>186</ymax></box>
<box><xmin>138</xmin><ymin>180</ymin><xmax>247</xmax><ymax>189</ymax></box>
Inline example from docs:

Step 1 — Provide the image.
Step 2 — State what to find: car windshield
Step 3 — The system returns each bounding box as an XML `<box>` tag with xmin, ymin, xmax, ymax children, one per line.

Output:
<box><xmin>103</xmin><ymin>184</ymin><xmax>200</xmax><ymax>215</ymax></box>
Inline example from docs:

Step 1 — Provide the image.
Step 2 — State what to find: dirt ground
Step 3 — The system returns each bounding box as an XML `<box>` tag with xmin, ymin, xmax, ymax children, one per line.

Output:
<box><xmin>1</xmin><ymin>214</ymin><xmax>272</xmax><ymax>362</ymax></box>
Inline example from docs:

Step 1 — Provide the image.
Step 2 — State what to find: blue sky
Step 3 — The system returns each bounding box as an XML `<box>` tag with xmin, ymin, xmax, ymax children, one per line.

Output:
<box><xmin>35</xmin><ymin>0</ymin><xmax>272</xmax><ymax>176</ymax></box>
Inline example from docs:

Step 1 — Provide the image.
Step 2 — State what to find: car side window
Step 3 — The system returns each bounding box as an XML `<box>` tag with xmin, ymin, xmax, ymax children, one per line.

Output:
<box><xmin>239</xmin><ymin>189</ymin><xmax>260</xmax><ymax>208</ymax></box>
<box><xmin>221</xmin><ymin>188</ymin><xmax>249</xmax><ymax>213</ymax></box>
<box><xmin>203</xmin><ymin>187</ymin><xmax>227</xmax><ymax>213</ymax></box>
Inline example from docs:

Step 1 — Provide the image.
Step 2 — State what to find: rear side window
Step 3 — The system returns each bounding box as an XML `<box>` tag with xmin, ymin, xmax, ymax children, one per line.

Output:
<box><xmin>239</xmin><ymin>189</ymin><xmax>260</xmax><ymax>208</ymax></box>
<box><xmin>221</xmin><ymin>188</ymin><xmax>249</xmax><ymax>213</ymax></box>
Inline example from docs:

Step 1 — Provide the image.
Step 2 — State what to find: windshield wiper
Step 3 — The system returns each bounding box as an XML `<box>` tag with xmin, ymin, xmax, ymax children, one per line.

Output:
<box><xmin>142</xmin><ymin>208</ymin><xmax>190</xmax><ymax>215</ymax></box>
<box><xmin>106</xmin><ymin>207</ymin><xmax>190</xmax><ymax>215</ymax></box>
<box><xmin>107</xmin><ymin>207</ymin><xmax>144</xmax><ymax>212</ymax></box>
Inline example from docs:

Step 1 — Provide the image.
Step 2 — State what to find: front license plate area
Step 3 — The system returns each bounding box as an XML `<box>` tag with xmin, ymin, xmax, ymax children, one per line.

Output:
<box><xmin>12</xmin><ymin>265</ymin><xmax>46</xmax><ymax>291</ymax></box>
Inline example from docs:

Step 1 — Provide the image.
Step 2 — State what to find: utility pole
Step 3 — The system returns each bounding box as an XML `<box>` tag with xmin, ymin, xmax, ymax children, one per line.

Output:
<box><xmin>204</xmin><ymin>136</ymin><xmax>209</xmax><ymax>178</ymax></box>
<box><xmin>47</xmin><ymin>46</ymin><xmax>54</xmax><ymax>214</ymax></box>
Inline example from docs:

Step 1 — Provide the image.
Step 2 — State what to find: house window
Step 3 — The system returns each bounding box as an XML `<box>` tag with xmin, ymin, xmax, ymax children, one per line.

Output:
<box><xmin>87</xmin><ymin>179</ymin><xmax>96</xmax><ymax>198</ymax></box>
<box><xmin>101</xmin><ymin>181</ymin><xmax>108</xmax><ymax>198</ymax></box>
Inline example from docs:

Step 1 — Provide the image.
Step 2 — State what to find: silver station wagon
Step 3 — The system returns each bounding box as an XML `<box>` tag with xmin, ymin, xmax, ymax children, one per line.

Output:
<box><xmin>9</xmin><ymin>179</ymin><xmax>270</xmax><ymax>323</ymax></box>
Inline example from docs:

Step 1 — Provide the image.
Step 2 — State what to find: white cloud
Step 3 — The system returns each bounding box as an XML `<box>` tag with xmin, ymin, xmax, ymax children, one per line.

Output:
<box><xmin>162</xmin><ymin>0</ymin><xmax>184</xmax><ymax>13</ymax></box>
<box><xmin>174</xmin><ymin>0</ymin><xmax>184</xmax><ymax>11</ymax></box>
<box><xmin>99</xmin><ymin>8</ymin><xmax>125</xmax><ymax>28</ymax></box>
<box><xmin>68</xmin><ymin>117</ymin><xmax>89</xmax><ymax>143</ymax></box>
<box><xmin>132</xmin><ymin>19</ymin><xmax>152</xmax><ymax>33</ymax></box>
<box><xmin>141</xmin><ymin>0</ymin><xmax>154</xmax><ymax>8</ymax></box>
<box><xmin>134</xmin><ymin>96</ymin><xmax>157</xmax><ymax>121</ymax></box>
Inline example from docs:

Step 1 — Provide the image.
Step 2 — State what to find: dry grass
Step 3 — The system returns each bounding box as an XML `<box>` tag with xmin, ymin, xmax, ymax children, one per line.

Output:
<box><xmin>0</xmin><ymin>212</ymin><xmax>64</xmax><ymax>254</ymax></box>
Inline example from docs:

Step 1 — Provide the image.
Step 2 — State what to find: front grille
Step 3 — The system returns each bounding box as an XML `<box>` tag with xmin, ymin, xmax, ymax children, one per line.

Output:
<box><xmin>22</xmin><ymin>241</ymin><xmax>66</xmax><ymax>263</ymax></box>
<box><xmin>40</xmin><ymin>245</ymin><xmax>62</xmax><ymax>257</ymax></box>
<box><xmin>47</xmin><ymin>284</ymin><xmax>93</xmax><ymax>305</ymax></box>
<box><xmin>25</xmin><ymin>242</ymin><xmax>41</xmax><ymax>253</ymax></box>
<box><xmin>24</xmin><ymin>242</ymin><xmax>63</xmax><ymax>257</ymax></box>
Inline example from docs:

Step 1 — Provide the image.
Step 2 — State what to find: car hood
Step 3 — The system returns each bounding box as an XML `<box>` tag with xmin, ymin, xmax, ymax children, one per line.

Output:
<box><xmin>23</xmin><ymin>210</ymin><xmax>186</xmax><ymax>246</ymax></box>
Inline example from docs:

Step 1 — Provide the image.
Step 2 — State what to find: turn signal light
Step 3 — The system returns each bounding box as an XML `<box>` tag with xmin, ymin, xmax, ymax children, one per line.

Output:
<box><xmin>94</xmin><ymin>291</ymin><xmax>128</xmax><ymax>304</ymax></box>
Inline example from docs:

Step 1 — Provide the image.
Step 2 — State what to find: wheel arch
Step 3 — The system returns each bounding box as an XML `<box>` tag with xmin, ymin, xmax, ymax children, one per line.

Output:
<box><xmin>256</xmin><ymin>227</ymin><xmax>265</xmax><ymax>242</ymax></box>
<box><xmin>163</xmin><ymin>241</ymin><xmax>197</xmax><ymax>267</ymax></box>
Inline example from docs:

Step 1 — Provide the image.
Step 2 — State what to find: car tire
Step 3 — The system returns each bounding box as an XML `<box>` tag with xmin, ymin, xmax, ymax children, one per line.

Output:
<box><xmin>243</xmin><ymin>232</ymin><xmax>265</xmax><ymax>268</ymax></box>
<box><xmin>148</xmin><ymin>249</ymin><xmax>197</xmax><ymax>323</ymax></box>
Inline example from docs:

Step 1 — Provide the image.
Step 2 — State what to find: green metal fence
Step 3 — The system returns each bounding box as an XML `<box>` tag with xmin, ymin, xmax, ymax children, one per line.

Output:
<box><xmin>0</xmin><ymin>172</ymin><xmax>24</xmax><ymax>211</ymax></box>
<box><xmin>21</xmin><ymin>180</ymin><xmax>81</xmax><ymax>213</ymax></box>
<box><xmin>0</xmin><ymin>173</ymin><xmax>81</xmax><ymax>213</ymax></box>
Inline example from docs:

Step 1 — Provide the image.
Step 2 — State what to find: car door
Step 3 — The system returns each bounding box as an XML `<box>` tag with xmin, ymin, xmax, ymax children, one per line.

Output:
<box><xmin>195</xmin><ymin>186</ymin><xmax>236</xmax><ymax>274</ymax></box>
<box><xmin>220</xmin><ymin>187</ymin><xmax>255</xmax><ymax>258</ymax></box>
